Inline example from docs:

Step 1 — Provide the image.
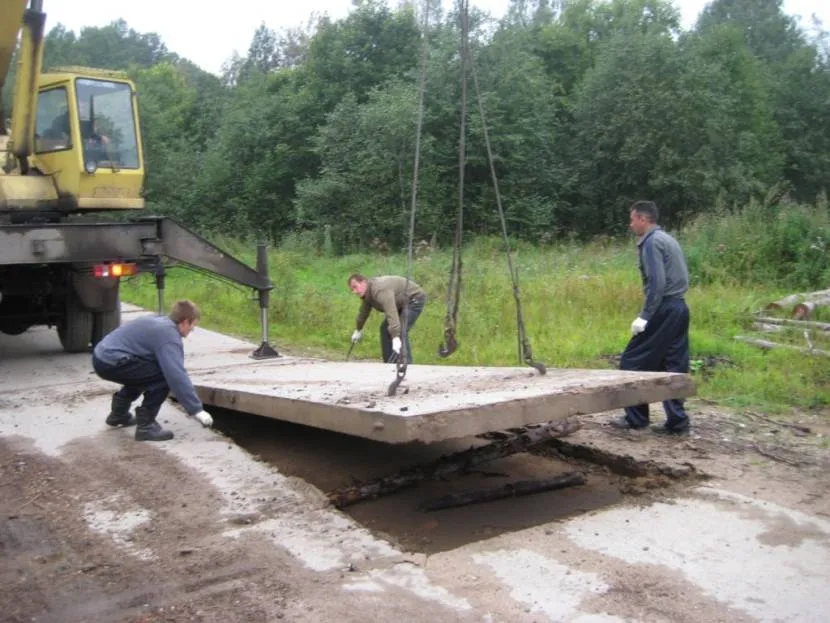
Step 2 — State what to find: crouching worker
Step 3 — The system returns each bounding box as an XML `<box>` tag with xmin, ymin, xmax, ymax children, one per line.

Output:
<box><xmin>92</xmin><ymin>299</ymin><xmax>213</xmax><ymax>441</ymax></box>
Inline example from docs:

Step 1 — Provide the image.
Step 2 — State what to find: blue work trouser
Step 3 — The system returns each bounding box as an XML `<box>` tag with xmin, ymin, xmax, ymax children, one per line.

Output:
<box><xmin>380</xmin><ymin>294</ymin><xmax>426</xmax><ymax>364</ymax></box>
<box><xmin>619</xmin><ymin>298</ymin><xmax>690</xmax><ymax>431</ymax></box>
<box><xmin>92</xmin><ymin>354</ymin><xmax>170</xmax><ymax>417</ymax></box>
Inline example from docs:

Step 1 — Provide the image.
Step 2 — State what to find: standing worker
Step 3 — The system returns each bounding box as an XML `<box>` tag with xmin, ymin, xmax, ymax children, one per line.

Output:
<box><xmin>610</xmin><ymin>200</ymin><xmax>691</xmax><ymax>435</ymax></box>
<box><xmin>348</xmin><ymin>274</ymin><xmax>427</xmax><ymax>364</ymax></box>
<box><xmin>92</xmin><ymin>299</ymin><xmax>214</xmax><ymax>441</ymax></box>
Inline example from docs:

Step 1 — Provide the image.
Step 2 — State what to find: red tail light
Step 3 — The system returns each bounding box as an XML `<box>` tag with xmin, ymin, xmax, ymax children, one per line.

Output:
<box><xmin>93</xmin><ymin>263</ymin><xmax>138</xmax><ymax>278</ymax></box>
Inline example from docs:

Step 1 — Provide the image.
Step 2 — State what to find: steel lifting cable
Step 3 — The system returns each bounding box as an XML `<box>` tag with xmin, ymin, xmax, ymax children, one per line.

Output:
<box><xmin>468</xmin><ymin>46</ymin><xmax>547</xmax><ymax>375</ymax></box>
<box><xmin>388</xmin><ymin>0</ymin><xmax>432</xmax><ymax>397</ymax></box>
<box><xmin>438</xmin><ymin>0</ymin><xmax>470</xmax><ymax>359</ymax></box>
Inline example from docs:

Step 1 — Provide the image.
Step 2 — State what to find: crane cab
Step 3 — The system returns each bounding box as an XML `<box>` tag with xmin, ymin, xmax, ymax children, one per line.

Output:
<box><xmin>32</xmin><ymin>68</ymin><xmax>145</xmax><ymax>212</ymax></box>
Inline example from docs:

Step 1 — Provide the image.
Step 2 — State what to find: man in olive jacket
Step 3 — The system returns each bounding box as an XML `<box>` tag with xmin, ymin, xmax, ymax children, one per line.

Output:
<box><xmin>348</xmin><ymin>274</ymin><xmax>427</xmax><ymax>363</ymax></box>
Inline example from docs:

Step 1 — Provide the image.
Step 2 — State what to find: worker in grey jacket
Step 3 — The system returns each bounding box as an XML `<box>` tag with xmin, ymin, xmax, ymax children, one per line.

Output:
<box><xmin>348</xmin><ymin>274</ymin><xmax>427</xmax><ymax>364</ymax></box>
<box><xmin>92</xmin><ymin>299</ymin><xmax>213</xmax><ymax>441</ymax></box>
<box><xmin>610</xmin><ymin>200</ymin><xmax>691</xmax><ymax>435</ymax></box>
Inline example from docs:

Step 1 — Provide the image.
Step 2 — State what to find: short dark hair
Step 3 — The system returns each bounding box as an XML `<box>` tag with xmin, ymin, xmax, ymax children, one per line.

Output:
<box><xmin>347</xmin><ymin>273</ymin><xmax>367</xmax><ymax>286</ymax></box>
<box><xmin>169</xmin><ymin>299</ymin><xmax>200</xmax><ymax>324</ymax></box>
<box><xmin>630</xmin><ymin>200</ymin><xmax>659</xmax><ymax>223</ymax></box>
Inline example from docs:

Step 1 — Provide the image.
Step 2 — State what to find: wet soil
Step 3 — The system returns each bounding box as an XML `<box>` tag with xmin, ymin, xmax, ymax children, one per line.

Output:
<box><xmin>210</xmin><ymin>410</ymin><xmax>623</xmax><ymax>553</ymax></box>
<box><xmin>3</xmin><ymin>390</ymin><xmax>829</xmax><ymax>622</ymax></box>
<box><xmin>209</xmin><ymin>398</ymin><xmax>830</xmax><ymax>555</ymax></box>
<box><xmin>0</xmin><ymin>435</ymin><xmax>292</xmax><ymax>623</ymax></box>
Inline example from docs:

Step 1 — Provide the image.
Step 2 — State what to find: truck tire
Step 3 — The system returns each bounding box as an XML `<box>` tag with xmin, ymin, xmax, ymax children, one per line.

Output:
<box><xmin>0</xmin><ymin>323</ymin><xmax>29</xmax><ymax>336</ymax></box>
<box><xmin>58</xmin><ymin>295</ymin><xmax>93</xmax><ymax>353</ymax></box>
<box><xmin>92</xmin><ymin>307</ymin><xmax>121</xmax><ymax>346</ymax></box>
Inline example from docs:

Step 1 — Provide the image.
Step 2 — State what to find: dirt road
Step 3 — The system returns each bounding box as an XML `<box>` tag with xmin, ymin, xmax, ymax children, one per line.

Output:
<box><xmin>2</xmin><ymin>309</ymin><xmax>829</xmax><ymax>622</ymax></box>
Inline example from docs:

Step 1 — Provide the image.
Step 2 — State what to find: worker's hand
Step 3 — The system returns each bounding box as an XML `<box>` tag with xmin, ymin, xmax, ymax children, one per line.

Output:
<box><xmin>392</xmin><ymin>337</ymin><xmax>402</xmax><ymax>355</ymax></box>
<box><xmin>351</xmin><ymin>329</ymin><xmax>363</xmax><ymax>343</ymax></box>
<box><xmin>631</xmin><ymin>316</ymin><xmax>648</xmax><ymax>336</ymax></box>
<box><xmin>192</xmin><ymin>410</ymin><xmax>213</xmax><ymax>427</ymax></box>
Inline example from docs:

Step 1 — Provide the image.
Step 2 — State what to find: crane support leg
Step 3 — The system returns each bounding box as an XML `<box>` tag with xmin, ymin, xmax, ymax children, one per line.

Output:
<box><xmin>0</xmin><ymin>216</ymin><xmax>280</xmax><ymax>358</ymax></box>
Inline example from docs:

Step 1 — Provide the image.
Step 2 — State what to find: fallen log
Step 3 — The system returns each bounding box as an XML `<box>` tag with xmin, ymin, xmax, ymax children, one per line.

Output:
<box><xmin>765</xmin><ymin>289</ymin><xmax>830</xmax><ymax>319</ymax></box>
<box><xmin>753</xmin><ymin>316</ymin><xmax>830</xmax><ymax>332</ymax></box>
<box><xmin>734</xmin><ymin>335</ymin><xmax>830</xmax><ymax>356</ymax></box>
<box><xmin>752</xmin><ymin>322</ymin><xmax>784</xmax><ymax>333</ymax></box>
<box><xmin>793</xmin><ymin>300</ymin><xmax>830</xmax><ymax>320</ymax></box>
<box><xmin>765</xmin><ymin>288</ymin><xmax>830</xmax><ymax>311</ymax></box>
<box><xmin>327</xmin><ymin>418</ymin><xmax>582</xmax><ymax>509</ymax></box>
<box><xmin>418</xmin><ymin>472</ymin><xmax>586</xmax><ymax>512</ymax></box>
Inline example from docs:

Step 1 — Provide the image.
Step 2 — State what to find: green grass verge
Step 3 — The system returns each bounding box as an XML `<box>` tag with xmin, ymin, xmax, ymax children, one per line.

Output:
<box><xmin>120</xmin><ymin>235</ymin><xmax>830</xmax><ymax>414</ymax></box>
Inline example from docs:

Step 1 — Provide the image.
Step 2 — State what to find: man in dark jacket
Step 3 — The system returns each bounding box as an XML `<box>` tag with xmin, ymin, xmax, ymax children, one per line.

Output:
<box><xmin>92</xmin><ymin>300</ymin><xmax>213</xmax><ymax>441</ymax></box>
<box><xmin>348</xmin><ymin>274</ymin><xmax>427</xmax><ymax>364</ymax></box>
<box><xmin>610</xmin><ymin>200</ymin><xmax>691</xmax><ymax>435</ymax></box>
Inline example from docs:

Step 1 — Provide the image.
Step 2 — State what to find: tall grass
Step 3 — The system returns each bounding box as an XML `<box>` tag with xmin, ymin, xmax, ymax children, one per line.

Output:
<box><xmin>121</xmin><ymin>198</ymin><xmax>830</xmax><ymax>414</ymax></box>
<box><xmin>683</xmin><ymin>193</ymin><xmax>830</xmax><ymax>289</ymax></box>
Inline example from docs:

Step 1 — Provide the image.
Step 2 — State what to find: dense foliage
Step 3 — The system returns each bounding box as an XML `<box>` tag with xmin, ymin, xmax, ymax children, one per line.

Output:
<box><xmin>5</xmin><ymin>0</ymin><xmax>830</xmax><ymax>253</ymax></box>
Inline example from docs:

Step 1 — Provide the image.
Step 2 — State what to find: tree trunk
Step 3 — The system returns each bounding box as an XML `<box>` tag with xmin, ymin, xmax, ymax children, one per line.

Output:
<box><xmin>418</xmin><ymin>472</ymin><xmax>587</xmax><ymax>512</ymax></box>
<box><xmin>735</xmin><ymin>335</ymin><xmax>830</xmax><ymax>356</ymax></box>
<box><xmin>792</xmin><ymin>299</ymin><xmax>830</xmax><ymax>319</ymax></box>
<box><xmin>765</xmin><ymin>289</ymin><xmax>830</xmax><ymax>318</ymax></box>
<box><xmin>327</xmin><ymin>418</ymin><xmax>582</xmax><ymax>509</ymax></box>
<box><xmin>753</xmin><ymin>316</ymin><xmax>830</xmax><ymax>332</ymax></box>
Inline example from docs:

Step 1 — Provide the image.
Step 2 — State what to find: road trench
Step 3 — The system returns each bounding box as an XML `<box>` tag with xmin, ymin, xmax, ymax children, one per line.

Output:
<box><xmin>207</xmin><ymin>404</ymin><xmax>705</xmax><ymax>555</ymax></box>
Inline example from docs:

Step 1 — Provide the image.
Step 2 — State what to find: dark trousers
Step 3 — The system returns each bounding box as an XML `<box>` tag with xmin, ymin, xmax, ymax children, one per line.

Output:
<box><xmin>92</xmin><ymin>355</ymin><xmax>170</xmax><ymax>417</ymax></box>
<box><xmin>380</xmin><ymin>295</ymin><xmax>426</xmax><ymax>364</ymax></box>
<box><xmin>620</xmin><ymin>298</ymin><xmax>690</xmax><ymax>431</ymax></box>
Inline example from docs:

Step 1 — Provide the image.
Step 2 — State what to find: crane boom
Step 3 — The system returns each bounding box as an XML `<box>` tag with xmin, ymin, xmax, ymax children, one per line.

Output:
<box><xmin>0</xmin><ymin>0</ymin><xmax>29</xmax><ymax>135</ymax></box>
<box><xmin>7</xmin><ymin>0</ymin><xmax>45</xmax><ymax>170</ymax></box>
<box><xmin>0</xmin><ymin>0</ymin><xmax>28</xmax><ymax>89</ymax></box>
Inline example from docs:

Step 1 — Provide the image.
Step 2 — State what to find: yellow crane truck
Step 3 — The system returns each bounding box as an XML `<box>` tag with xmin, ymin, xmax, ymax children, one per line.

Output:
<box><xmin>0</xmin><ymin>0</ymin><xmax>277</xmax><ymax>356</ymax></box>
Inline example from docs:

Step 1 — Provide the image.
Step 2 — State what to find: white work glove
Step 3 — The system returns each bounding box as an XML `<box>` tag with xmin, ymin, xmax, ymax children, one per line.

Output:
<box><xmin>192</xmin><ymin>410</ymin><xmax>213</xmax><ymax>427</ymax></box>
<box><xmin>351</xmin><ymin>329</ymin><xmax>363</xmax><ymax>343</ymax></box>
<box><xmin>631</xmin><ymin>316</ymin><xmax>648</xmax><ymax>336</ymax></box>
<box><xmin>392</xmin><ymin>337</ymin><xmax>402</xmax><ymax>355</ymax></box>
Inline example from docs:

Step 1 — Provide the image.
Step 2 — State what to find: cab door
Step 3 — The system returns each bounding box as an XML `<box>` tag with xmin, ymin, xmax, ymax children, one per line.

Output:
<box><xmin>32</xmin><ymin>83</ymin><xmax>82</xmax><ymax>202</ymax></box>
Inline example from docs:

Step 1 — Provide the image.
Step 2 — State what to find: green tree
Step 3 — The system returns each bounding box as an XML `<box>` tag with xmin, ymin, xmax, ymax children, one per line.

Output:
<box><xmin>464</xmin><ymin>12</ymin><xmax>565</xmax><ymax>239</ymax></box>
<box><xmin>47</xmin><ymin>19</ymin><xmax>172</xmax><ymax>70</ymax></box>
<box><xmin>132</xmin><ymin>62</ymin><xmax>224</xmax><ymax>216</ymax></box>
<box><xmin>566</xmin><ymin>31</ymin><xmax>685</xmax><ymax>234</ymax></box>
<box><xmin>696</xmin><ymin>0</ymin><xmax>830</xmax><ymax>201</ymax></box>
<box><xmin>674</xmin><ymin>25</ymin><xmax>783</xmax><ymax>206</ymax></box>
<box><xmin>304</xmin><ymin>1</ymin><xmax>421</xmax><ymax>111</ymax></box>
<box><xmin>295</xmin><ymin>80</ymin><xmax>444</xmax><ymax>251</ymax></box>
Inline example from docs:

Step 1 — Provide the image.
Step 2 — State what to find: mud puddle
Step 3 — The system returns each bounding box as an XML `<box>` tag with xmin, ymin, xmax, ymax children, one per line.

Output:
<box><xmin>209</xmin><ymin>407</ymin><xmax>696</xmax><ymax>554</ymax></box>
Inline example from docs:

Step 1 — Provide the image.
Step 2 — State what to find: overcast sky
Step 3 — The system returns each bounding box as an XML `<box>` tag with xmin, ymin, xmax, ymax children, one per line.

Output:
<box><xmin>41</xmin><ymin>0</ymin><xmax>828</xmax><ymax>75</ymax></box>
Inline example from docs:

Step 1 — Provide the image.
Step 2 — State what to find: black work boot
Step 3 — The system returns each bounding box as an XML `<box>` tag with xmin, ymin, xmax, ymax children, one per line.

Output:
<box><xmin>105</xmin><ymin>393</ymin><xmax>136</xmax><ymax>427</ymax></box>
<box><xmin>134</xmin><ymin>406</ymin><xmax>174</xmax><ymax>442</ymax></box>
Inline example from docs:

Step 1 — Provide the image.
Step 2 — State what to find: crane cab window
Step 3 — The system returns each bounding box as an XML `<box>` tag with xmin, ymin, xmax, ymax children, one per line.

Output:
<box><xmin>76</xmin><ymin>78</ymin><xmax>140</xmax><ymax>170</ymax></box>
<box><xmin>35</xmin><ymin>87</ymin><xmax>72</xmax><ymax>152</ymax></box>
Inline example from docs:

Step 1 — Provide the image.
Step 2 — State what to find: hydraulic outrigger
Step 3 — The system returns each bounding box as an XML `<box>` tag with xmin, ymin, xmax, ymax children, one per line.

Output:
<box><xmin>0</xmin><ymin>215</ymin><xmax>280</xmax><ymax>358</ymax></box>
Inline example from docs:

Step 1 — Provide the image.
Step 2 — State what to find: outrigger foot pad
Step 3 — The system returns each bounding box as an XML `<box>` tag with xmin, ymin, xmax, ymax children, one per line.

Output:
<box><xmin>251</xmin><ymin>342</ymin><xmax>280</xmax><ymax>360</ymax></box>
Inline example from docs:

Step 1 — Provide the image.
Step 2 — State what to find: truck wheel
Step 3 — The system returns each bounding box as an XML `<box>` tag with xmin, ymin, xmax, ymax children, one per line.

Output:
<box><xmin>0</xmin><ymin>323</ymin><xmax>30</xmax><ymax>336</ymax></box>
<box><xmin>58</xmin><ymin>295</ymin><xmax>93</xmax><ymax>353</ymax></box>
<box><xmin>92</xmin><ymin>307</ymin><xmax>121</xmax><ymax>346</ymax></box>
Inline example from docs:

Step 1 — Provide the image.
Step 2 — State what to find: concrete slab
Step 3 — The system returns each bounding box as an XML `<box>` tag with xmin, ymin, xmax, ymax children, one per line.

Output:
<box><xmin>0</xmin><ymin>304</ymin><xmax>695</xmax><ymax>445</ymax></box>
<box><xmin>191</xmin><ymin>359</ymin><xmax>695</xmax><ymax>444</ymax></box>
